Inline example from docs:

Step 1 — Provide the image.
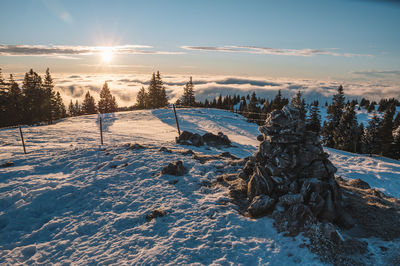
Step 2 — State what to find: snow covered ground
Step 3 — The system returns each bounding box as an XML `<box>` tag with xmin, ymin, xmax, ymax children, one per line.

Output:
<box><xmin>0</xmin><ymin>108</ymin><xmax>399</xmax><ymax>265</ymax></box>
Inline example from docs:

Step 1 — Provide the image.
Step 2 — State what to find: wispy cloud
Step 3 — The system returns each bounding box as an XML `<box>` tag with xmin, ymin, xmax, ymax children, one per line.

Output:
<box><xmin>0</xmin><ymin>44</ymin><xmax>184</xmax><ymax>57</ymax></box>
<box><xmin>351</xmin><ymin>70</ymin><xmax>400</xmax><ymax>77</ymax></box>
<box><xmin>181</xmin><ymin>45</ymin><xmax>372</xmax><ymax>57</ymax></box>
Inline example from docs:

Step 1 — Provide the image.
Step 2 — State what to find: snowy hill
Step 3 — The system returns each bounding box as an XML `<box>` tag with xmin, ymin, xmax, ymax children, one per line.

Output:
<box><xmin>1</xmin><ymin>108</ymin><xmax>399</xmax><ymax>265</ymax></box>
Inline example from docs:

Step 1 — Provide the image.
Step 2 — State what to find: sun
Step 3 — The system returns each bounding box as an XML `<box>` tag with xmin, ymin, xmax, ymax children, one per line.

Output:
<box><xmin>100</xmin><ymin>47</ymin><xmax>113</xmax><ymax>63</ymax></box>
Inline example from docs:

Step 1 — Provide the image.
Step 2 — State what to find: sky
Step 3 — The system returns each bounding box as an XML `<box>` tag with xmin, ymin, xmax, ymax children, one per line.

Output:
<box><xmin>0</xmin><ymin>0</ymin><xmax>399</xmax><ymax>105</ymax></box>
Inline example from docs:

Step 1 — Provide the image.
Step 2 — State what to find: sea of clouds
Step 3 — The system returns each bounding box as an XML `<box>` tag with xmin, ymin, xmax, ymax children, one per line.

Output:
<box><xmin>13</xmin><ymin>73</ymin><xmax>400</xmax><ymax>107</ymax></box>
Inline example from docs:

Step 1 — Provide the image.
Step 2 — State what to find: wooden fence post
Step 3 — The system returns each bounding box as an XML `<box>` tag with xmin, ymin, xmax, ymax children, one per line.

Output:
<box><xmin>99</xmin><ymin>116</ymin><xmax>104</xmax><ymax>145</ymax></box>
<box><xmin>19</xmin><ymin>126</ymin><xmax>27</xmax><ymax>154</ymax></box>
<box><xmin>173</xmin><ymin>104</ymin><xmax>181</xmax><ymax>136</ymax></box>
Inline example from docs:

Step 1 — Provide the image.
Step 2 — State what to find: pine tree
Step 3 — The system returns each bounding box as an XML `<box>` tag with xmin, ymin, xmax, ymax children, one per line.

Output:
<box><xmin>145</xmin><ymin>71</ymin><xmax>168</xmax><ymax>108</ymax></box>
<box><xmin>98</xmin><ymin>82</ymin><xmax>118</xmax><ymax>113</ymax></box>
<box><xmin>136</xmin><ymin>86</ymin><xmax>147</xmax><ymax>109</ymax></box>
<box><xmin>323</xmin><ymin>85</ymin><xmax>345</xmax><ymax>147</ymax></box>
<box><xmin>307</xmin><ymin>101</ymin><xmax>321</xmax><ymax>133</ymax></box>
<box><xmin>361</xmin><ymin>113</ymin><xmax>381</xmax><ymax>156</ymax></box>
<box><xmin>181</xmin><ymin>76</ymin><xmax>196</xmax><ymax>106</ymax></box>
<box><xmin>217</xmin><ymin>94</ymin><xmax>223</xmax><ymax>109</ymax></box>
<box><xmin>53</xmin><ymin>92</ymin><xmax>66</xmax><ymax>119</ymax></box>
<box><xmin>156</xmin><ymin>71</ymin><xmax>168</xmax><ymax>107</ymax></box>
<box><xmin>159</xmin><ymin>86</ymin><xmax>169</xmax><ymax>107</ymax></box>
<box><xmin>392</xmin><ymin>125</ymin><xmax>400</xmax><ymax>159</ymax></box>
<box><xmin>291</xmin><ymin>91</ymin><xmax>306</xmax><ymax>120</ymax></box>
<box><xmin>146</xmin><ymin>73</ymin><xmax>158</xmax><ymax>108</ymax></box>
<box><xmin>6</xmin><ymin>74</ymin><xmax>23</xmax><ymax>125</ymax></box>
<box><xmin>393</xmin><ymin>113</ymin><xmax>400</xmax><ymax>129</ymax></box>
<box><xmin>334</xmin><ymin>104</ymin><xmax>359</xmax><ymax>152</ymax></box>
<box><xmin>68</xmin><ymin>100</ymin><xmax>75</xmax><ymax>116</ymax></box>
<box><xmin>42</xmin><ymin>68</ymin><xmax>56</xmax><ymax>124</ymax></box>
<box><xmin>74</xmin><ymin>100</ymin><xmax>81</xmax><ymax>116</ymax></box>
<box><xmin>0</xmin><ymin>68</ymin><xmax>8</xmax><ymax>127</ymax></box>
<box><xmin>271</xmin><ymin>90</ymin><xmax>284</xmax><ymax>111</ymax></box>
<box><xmin>379</xmin><ymin>104</ymin><xmax>396</xmax><ymax>157</ymax></box>
<box><xmin>246</xmin><ymin>91</ymin><xmax>261</xmax><ymax>123</ymax></box>
<box><xmin>367</xmin><ymin>102</ymin><xmax>375</xmax><ymax>113</ymax></box>
<box><xmin>82</xmin><ymin>91</ymin><xmax>97</xmax><ymax>114</ymax></box>
<box><xmin>22</xmin><ymin>69</ymin><xmax>44</xmax><ymax>124</ymax></box>
<box><xmin>260</xmin><ymin>100</ymin><xmax>270</xmax><ymax>122</ymax></box>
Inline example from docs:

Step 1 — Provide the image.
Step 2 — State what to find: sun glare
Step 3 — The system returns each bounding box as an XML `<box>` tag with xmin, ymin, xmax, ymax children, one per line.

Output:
<box><xmin>100</xmin><ymin>47</ymin><xmax>113</xmax><ymax>63</ymax></box>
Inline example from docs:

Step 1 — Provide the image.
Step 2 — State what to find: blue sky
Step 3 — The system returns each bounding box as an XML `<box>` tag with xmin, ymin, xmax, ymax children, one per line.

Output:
<box><xmin>1</xmin><ymin>0</ymin><xmax>399</xmax><ymax>81</ymax></box>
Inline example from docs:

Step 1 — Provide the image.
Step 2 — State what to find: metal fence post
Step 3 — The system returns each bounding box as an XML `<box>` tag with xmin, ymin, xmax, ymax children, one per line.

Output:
<box><xmin>19</xmin><ymin>126</ymin><xmax>27</xmax><ymax>154</ymax></box>
<box><xmin>99</xmin><ymin>116</ymin><xmax>104</xmax><ymax>145</ymax></box>
<box><xmin>173</xmin><ymin>104</ymin><xmax>181</xmax><ymax>136</ymax></box>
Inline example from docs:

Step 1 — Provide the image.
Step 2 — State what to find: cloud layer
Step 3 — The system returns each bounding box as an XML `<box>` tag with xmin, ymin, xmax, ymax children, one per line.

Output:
<box><xmin>351</xmin><ymin>70</ymin><xmax>400</xmax><ymax>77</ymax></box>
<box><xmin>28</xmin><ymin>73</ymin><xmax>398</xmax><ymax>108</ymax></box>
<box><xmin>181</xmin><ymin>45</ymin><xmax>371</xmax><ymax>57</ymax></box>
<box><xmin>0</xmin><ymin>44</ymin><xmax>370</xmax><ymax>58</ymax></box>
<box><xmin>0</xmin><ymin>44</ymin><xmax>183</xmax><ymax>56</ymax></box>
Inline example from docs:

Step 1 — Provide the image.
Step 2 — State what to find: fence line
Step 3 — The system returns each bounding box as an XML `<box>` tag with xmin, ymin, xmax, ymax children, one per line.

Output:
<box><xmin>1</xmin><ymin>106</ymin><xmax>265</xmax><ymax>153</ymax></box>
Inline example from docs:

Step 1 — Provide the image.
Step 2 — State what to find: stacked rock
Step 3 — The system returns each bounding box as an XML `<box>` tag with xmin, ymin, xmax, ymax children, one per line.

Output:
<box><xmin>239</xmin><ymin>105</ymin><xmax>352</xmax><ymax>228</ymax></box>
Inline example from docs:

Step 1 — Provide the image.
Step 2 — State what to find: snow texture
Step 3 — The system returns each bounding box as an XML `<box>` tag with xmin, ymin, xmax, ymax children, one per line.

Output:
<box><xmin>0</xmin><ymin>108</ymin><xmax>399</xmax><ymax>265</ymax></box>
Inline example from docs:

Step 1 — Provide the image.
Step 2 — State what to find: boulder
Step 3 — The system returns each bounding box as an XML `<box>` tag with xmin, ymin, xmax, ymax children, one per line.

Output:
<box><xmin>203</xmin><ymin>132</ymin><xmax>231</xmax><ymax>146</ymax></box>
<box><xmin>279</xmin><ymin>194</ymin><xmax>303</xmax><ymax>207</ymax></box>
<box><xmin>347</xmin><ymin>178</ymin><xmax>370</xmax><ymax>189</ymax></box>
<box><xmin>146</xmin><ymin>209</ymin><xmax>166</xmax><ymax>221</ymax></box>
<box><xmin>176</xmin><ymin>131</ymin><xmax>231</xmax><ymax>147</ymax></box>
<box><xmin>0</xmin><ymin>161</ymin><xmax>14</xmax><ymax>168</ymax></box>
<box><xmin>161</xmin><ymin>161</ymin><xmax>187</xmax><ymax>176</ymax></box>
<box><xmin>247</xmin><ymin>166</ymin><xmax>273</xmax><ymax>200</ymax></box>
<box><xmin>248</xmin><ymin>195</ymin><xmax>276</xmax><ymax>216</ymax></box>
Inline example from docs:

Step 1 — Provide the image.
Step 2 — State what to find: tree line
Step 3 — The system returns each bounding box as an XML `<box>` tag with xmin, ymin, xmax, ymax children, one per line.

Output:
<box><xmin>68</xmin><ymin>82</ymin><xmax>118</xmax><ymax>116</ymax></box>
<box><xmin>164</xmin><ymin>75</ymin><xmax>399</xmax><ymax>160</ymax></box>
<box><xmin>0</xmin><ymin>68</ymin><xmax>66</xmax><ymax>127</ymax></box>
<box><xmin>0</xmin><ymin>68</ymin><xmax>122</xmax><ymax>127</ymax></box>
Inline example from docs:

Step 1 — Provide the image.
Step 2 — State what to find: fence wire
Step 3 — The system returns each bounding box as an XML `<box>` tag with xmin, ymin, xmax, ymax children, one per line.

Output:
<box><xmin>0</xmin><ymin>107</ymin><xmax>265</xmax><ymax>154</ymax></box>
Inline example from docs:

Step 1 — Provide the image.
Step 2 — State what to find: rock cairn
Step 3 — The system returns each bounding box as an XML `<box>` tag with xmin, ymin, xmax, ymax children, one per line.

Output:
<box><xmin>238</xmin><ymin>105</ymin><xmax>353</xmax><ymax>228</ymax></box>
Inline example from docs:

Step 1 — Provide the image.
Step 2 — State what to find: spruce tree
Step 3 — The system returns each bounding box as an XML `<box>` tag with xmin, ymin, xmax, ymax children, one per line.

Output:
<box><xmin>82</xmin><ymin>91</ymin><xmax>97</xmax><ymax>114</ymax></box>
<box><xmin>392</xmin><ymin>125</ymin><xmax>400</xmax><ymax>159</ymax></box>
<box><xmin>68</xmin><ymin>100</ymin><xmax>75</xmax><ymax>116</ymax></box>
<box><xmin>181</xmin><ymin>76</ymin><xmax>195</xmax><ymax>106</ymax></box>
<box><xmin>323</xmin><ymin>85</ymin><xmax>345</xmax><ymax>147</ymax></box>
<box><xmin>6</xmin><ymin>74</ymin><xmax>23</xmax><ymax>125</ymax></box>
<box><xmin>53</xmin><ymin>92</ymin><xmax>66</xmax><ymax>119</ymax></box>
<box><xmin>217</xmin><ymin>94</ymin><xmax>223</xmax><ymax>109</ymax></box>
<box><xmin>307</xmin><ymin>101</ymin><xmax>321</xmax><ymax>133</ymax></box>
<box><xmin>379</xmin><ymin>104</ymin><xmax>395</xmax><ymax>157</ymax></box>
<box><xmin>246</xmin><ymin>91</ymin><xmax>261</xmax><ymax>123</ymax></box>
<box><xmin>0</xmin><ymin>68</ymin><xmax>8</xmax><ymax>127</ymax></box>
<box><xmin>22</xmin><ymin>69</ymin><xmax>44</xmax><ymax>124</ymax></box>
<box><xmin>146</xmin><ymin>73</ymin><xmax>158</xmax><ymax>108</ymax></box>
<box><xmin>393</xmin><ymin>113</ymin><xmax>400</xmax><ymax>129</ymax></box>
<box><xmin>160</xmin><ymin>86</ymin><xmax>169</xmax><ymax>107</ymax></box>
<box><xmin>367</xmin><ymin>102</ymin><xmax>375</xmax><ymax>113</ymax></box>
<box><xmin>271</xmin><ymin>90</ymin><xmax>284</xmax><ymax>111</ymax></box>
<box><xmin>156</xmin><ymin>71</ymin><xmax>168</xmax><ymax>107</ymax></box>
<box><xmin>74</xmin><ymin>100</ymin><xmax>81</xmax><ymax>116</ymax></box>
<box><xmin>42</xmin><ymin>68</ymin><xmax>56</xmax><ymax>124</ymax></box>
<box><xmin>260</xmin><ymin>100</ymin><xmax>270</xmax><ymax>122</ymax></box>
<box><xmin>98</xmin><ymin>82</ymin><xmax>118</xmax><ymax>113</ymax></box>
<box><xmin>334</xmin><ymin>104</ymin><xmax>359</xmax><ymax>152</ymax></box>
<box><xmin>291</xmin><ymin>91</ymin><xmax>306</xmax><ymax>120</ymax></box>
<box><xmin>361</xmin><ymin>113</ymin><xmax>381</xmax><ymax>156</ymax></box>
<box><xmin>136</xmin><ymin>86</ymin><xmax>147</xmax><ymax>109</ymax></box>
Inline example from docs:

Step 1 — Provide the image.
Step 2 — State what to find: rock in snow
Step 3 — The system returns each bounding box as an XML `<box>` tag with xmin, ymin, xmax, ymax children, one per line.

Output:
<box><xmin>176</xmin><ymin>130</ymin><xmax>231</xmax><ymax>147</ymax></box>
<box><xmin>161</xmin><ymin>161</ymin><xmax>187</xmax><ymax>176</ymax></box>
